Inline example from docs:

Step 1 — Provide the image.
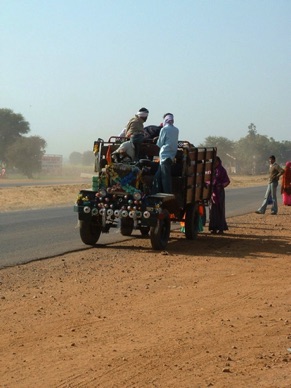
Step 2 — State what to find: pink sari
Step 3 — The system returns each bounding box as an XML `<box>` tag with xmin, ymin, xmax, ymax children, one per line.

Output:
<box><xmin>281</xmin><ymin>161</ymin><xmax>291</xmax><ymax>206</ymax></box>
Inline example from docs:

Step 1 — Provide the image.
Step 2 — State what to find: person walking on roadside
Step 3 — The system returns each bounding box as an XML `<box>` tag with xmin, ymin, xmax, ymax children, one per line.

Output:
<box><xmin>208</xmin><ymin>156</ymin><xmax>230</xmax><ymax>234</ymax></box>
<box><xmin>152</xmin><ymin>113</ymin><xmax>179</xmax><ymax>194</ymax></box>
<box><xmin>125</xmin><ymin>107</ymin><xmax>149</xmax><ymax>161</ymax></box>
<box><xmin>255</xmin><ymin>155</ymin><xmax>284</xmax><ymax>215</ymax></box>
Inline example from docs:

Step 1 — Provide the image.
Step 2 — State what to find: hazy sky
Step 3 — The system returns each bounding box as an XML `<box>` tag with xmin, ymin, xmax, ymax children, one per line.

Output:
<box><xmin>1</xmin><ymin>0</ymin><xmax>290</xmax><ymax>157</ymax></box>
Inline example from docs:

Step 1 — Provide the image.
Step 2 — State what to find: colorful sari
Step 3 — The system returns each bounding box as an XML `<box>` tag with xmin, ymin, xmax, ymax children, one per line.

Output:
<box><xmin>281</xmin><ymin>161</ymin><xmax>291</xmax><ymax>206</ymax></box>
<box><xmin>209</xmin><ymin>159</ymin><xmax>230</xmax><ymax>233</ymax></box>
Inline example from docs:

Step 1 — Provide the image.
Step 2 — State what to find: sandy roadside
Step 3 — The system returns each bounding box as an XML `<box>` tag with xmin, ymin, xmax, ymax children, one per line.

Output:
<box><xmin>1</xmin><ymin>175</ymin><xmax>290</xmax><ymax>387</ymax></box>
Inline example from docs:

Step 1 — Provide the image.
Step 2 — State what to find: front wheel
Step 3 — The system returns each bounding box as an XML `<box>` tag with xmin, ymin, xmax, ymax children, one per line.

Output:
<box><xmin>79</xmin><ymin>219</ymin><xmax>102</xmax><ymax>245</ymax></box>
<box><xmin>185</xmin><ymin>204</ymin><xmax>199</xmax><ymax>240</ymax></box>
<box><xmin>150</xmin><ymin>209</ymin><xmax>171</xmax><ymax>250</ymax></box>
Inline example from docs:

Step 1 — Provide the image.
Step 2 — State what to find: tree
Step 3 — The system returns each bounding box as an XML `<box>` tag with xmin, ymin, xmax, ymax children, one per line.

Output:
<box><xmin>247</xmin><ymin>122</ymin><xmax>257</xmax><ymax>135</ymax></box>
<box><xmin>69</xmin><ymin>151</ymin><xmax>82</xmax><ymax>165</ymax></box>
<box><xmin>235</xmin><ymin>124</ymin><xmax>273</xmax><ymax>174</ymax></box>
<box><xmin>6</xmin><ymin>136</ymin><xmax>47</xmax><ymax>178</ymax></box>
<box><xmin>82</xmin><ymin>150</ymin><xmax>94</xmax><ymax>166</ymax></box>
<box><xmin>279</xmin><ymin>141</ymin><xmax>291</xmax><ymax>163</ymax></box>
<box><xmin>0</xmin><ymin>108</ymin><xmax>30</xmax><ymax>159</ymax></box>
<box><xmin>201</xmin><ymin>124</ymin><xmax>291</xmax><ymax>175</ymax></box>
<box><xmin>200</xmin><ymin>136</ymin><xmax>235</xmax><ymax>169</ymax></box>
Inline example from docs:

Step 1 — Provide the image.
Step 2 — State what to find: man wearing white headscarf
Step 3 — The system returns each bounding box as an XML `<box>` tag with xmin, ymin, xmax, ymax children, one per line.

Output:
<box><xmin>125</xmin><ymin>107</ymin><xmax>149</xmax><ymax>161</ymax></box>
<box><xmin>153</xmin><ymin>113</ymin><xmax>179</xmax><ymax>194</ymax></box>
<box><xmin>111</xmin><ymin>140</ymin><xmax>135</xmax><ymax>162</ymax></box>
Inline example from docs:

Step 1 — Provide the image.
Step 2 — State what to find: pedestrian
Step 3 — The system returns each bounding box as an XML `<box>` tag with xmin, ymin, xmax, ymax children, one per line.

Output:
<box><xmin>209</xmin><ymin>156</ymin><xmax>230</xmax><ymax>234</ymax></box>
<box><xmin>125</xmin><ymin>107</ymin><xmax>149</xmax><ymax>161</ymax></box>
<box><xmin>255</xmin><ymin>155</ymin><xmax>284</xmax><ymax>215</ymax></box>
<box><xmin>281</xmin><ymin>161</ymin><xmax>291</xmax><ymax>206</ymax></box>
<box><xmin>152</xmin><ymin>113</ymin><xmax>179</xmax><ymax>194</ymax></box>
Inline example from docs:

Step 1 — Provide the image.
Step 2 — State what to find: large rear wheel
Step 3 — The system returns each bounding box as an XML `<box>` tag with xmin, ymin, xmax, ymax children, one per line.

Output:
<box><xmin>79</xmin><ymin>219</ymin><xmax>102</xmax><ymax>245</ymax></box>
<box><xmin>185</xmin><ymin>204</ymin><xmax>199</xmax><ymax>240</ymax></box>
<box><xmin>120</xmin><ymin>218</ymin><xmax>134</xmax><ymax>236</ymax></box>
<box><xmin>150</xmin><ymin>209</ymin><xmax>171</xmax><ymax>250</ymax></box>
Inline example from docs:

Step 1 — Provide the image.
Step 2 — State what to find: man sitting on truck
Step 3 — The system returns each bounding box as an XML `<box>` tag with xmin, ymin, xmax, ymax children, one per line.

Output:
<box><xmin>111</xmin><ymin>141</ymin><xmax>135</xmax><ymax>163</ymax></box>
<box><xmin>124</xmin><ymin>107</ymin><xmax>149</xmax><ymax>161</ymax></box>
<box><xmin>152</xmin><ymin>113</ymin><xmax>179</xmax><ymax>194</ymax></box>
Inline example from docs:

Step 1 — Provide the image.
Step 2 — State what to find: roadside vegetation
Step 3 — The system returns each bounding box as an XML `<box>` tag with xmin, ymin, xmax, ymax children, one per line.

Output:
<box><xmin>1</xmin><ymin>109</ymin><xmax>290</xmax><ymax>180</ymax></box>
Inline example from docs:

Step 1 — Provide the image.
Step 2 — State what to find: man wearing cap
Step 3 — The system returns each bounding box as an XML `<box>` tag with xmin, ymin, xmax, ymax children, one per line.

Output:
<box><xmin>125</xmin><ymin>107</ymin><xmax>149</xmax><ymax>161</ymax></box>
<box><xmin>153</xmin><ymin>113</ymin><xmax>179</xmax><ymax>194</ymax></box>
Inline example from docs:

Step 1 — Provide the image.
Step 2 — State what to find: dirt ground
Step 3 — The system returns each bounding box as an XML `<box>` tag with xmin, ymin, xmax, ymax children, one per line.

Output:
<box><xmin>0</xmin><ymin>176</ymin><xmax>290</xmax><ymax>387</ymax></box>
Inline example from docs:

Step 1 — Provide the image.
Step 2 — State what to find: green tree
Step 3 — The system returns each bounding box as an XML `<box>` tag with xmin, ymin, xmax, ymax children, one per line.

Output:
<box><xmin>200</xmin><ymin>136</ymin><xmax>235</xmax><ymax>168</ymax></box>
<box><xmin>0</xmin><ymin>108</ymin><xmax>30</xmax><ymax>159</ymax></box>
<box><xmin>6</xmin><ymin>136</ymin><xmax>47</xmax><ymax>178</ymax></box>
<box><xmin>235</xmin><ymin>124</ymin><xmax>272</xmax><ymax>174</ymax></box>
<box><xmin>82</xmin><ymin>150</ymin><xmax>94</xmax><ymax>166</ymax></box>
<box><xmin>279</xmin><ymin>141</ymin><xmax>291</xmax><ymax>163</ymax></box>
<box><xmin>69</xmin><ymin>151</ymin><xmax>82</xmax><ymax>165</ymax></box>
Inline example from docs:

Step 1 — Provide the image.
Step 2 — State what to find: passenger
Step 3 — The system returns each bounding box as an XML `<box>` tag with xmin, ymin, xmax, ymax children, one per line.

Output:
<box><xmin>118</xmin><ymin>128</ymin><xmax>127</xmax><ymax>138</ymax></box>
<box><xmin>118</xmin><ymin>122</ymin><xmax>162</xmax><ymax>143</ymax></box>
<box><xmin>152</xmin><ymin>113</ymin><xmax>179</xmax><ymax>194</ymax></box>
<box><xmin>125</xmin><ymin>107</ymin><xmax>149</xmax><ymax>161</ymax></box>
<box><xmin>111</xmin><ymin>141</ymin><xmax>135</xmax><ymax>163</ymax></box>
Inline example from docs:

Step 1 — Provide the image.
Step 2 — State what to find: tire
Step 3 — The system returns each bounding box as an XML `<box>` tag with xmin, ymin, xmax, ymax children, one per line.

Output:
<box><xmin>120</xmin><ymin>218</ymin><xmax>134</xmax><ymax>236</ymax></box>
<box><xmin>79</xmin><ymin>219</ymin><xmax>102</xmax><ymax>245</ymax></box>
<box><xmin>185</xmin><ymin>204</ymin><xmax>199</xmax><ymax>240</ymax></box>
<box><xmin>140</xmin><ymin>226</ymin><xmax>150</xmax><ymax>236</ymax></box>
<box><xmin>150</xmin><ymin>209</ymin><xmax>171</xmax><ymax>250</ymax></box>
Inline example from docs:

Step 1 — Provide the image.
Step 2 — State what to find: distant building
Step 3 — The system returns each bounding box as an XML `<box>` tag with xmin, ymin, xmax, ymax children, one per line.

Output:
<box><xmin>42</xmin><ymin>154</ymin><xmax>63</xmax><ymax>175</ymax></box>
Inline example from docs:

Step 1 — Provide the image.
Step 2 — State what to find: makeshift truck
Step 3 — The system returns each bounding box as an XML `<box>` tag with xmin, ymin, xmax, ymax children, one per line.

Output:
<box><xmin>74</xmin><ymin>137</ymin><xmax>216</xmax><ymax>250</ymax></box>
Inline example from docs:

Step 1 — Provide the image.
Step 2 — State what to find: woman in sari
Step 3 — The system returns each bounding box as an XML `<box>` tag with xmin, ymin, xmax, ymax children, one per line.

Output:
<box><xmin>209</xmin><ymin>156</ymin><xmax>230</xmax><ymax>234</ymax></box>
<box><xmin>281</xmin><ymin>161</ymin><xmax>291</xmax><ymax>206</ymax></box>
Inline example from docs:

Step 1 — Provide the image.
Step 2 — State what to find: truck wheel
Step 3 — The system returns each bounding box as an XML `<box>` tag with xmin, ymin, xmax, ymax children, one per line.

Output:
<box><xmin>120</xmin><ymin>218</ymin><xmax>134</xmax><ymax>236</ymax></box>
<box><xmin>79</xmin><ymin>219</ymin><xmax>102</xmax><ymax>245</ymax></box>
<box><xmin>185</xmin><ymin>204</ymin><xmax>199</xmax><ymax>240</ymax></box>
<box><xmin>150</xmin><ymin>209</ymin><xmax>171</xmax><ymax>250</ymax></box>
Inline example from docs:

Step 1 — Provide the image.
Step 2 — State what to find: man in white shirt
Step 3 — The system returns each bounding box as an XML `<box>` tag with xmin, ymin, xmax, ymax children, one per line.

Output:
<box><xmin>152</xmin><ymin>113</ymin><xmax>179</xmax><ymax>193</ymax></box>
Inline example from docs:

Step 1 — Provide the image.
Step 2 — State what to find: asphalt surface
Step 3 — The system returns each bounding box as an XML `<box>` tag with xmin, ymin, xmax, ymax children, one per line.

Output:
<box><xmin>0</xmin><ymin>186</ymin><xmax>268</xmax><ymax>269</ymax></box>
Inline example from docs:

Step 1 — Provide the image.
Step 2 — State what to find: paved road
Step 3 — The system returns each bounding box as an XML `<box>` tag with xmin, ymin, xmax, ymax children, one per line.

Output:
<box><xmin>225</xmin><ymin>186</ymin><xmax>267</xmax><ymax>217</ymax></box>
<box><xmin>0</xmin><ymin>186</ymin><xmax>269</xmax><ymax>269</ymax></box>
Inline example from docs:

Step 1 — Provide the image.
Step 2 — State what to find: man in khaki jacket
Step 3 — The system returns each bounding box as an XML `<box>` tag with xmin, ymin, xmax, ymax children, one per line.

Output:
<box><xmin>125</xmin><ymin>107</ymin><xmax>149</xmax><ymax>161</ymax></box>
